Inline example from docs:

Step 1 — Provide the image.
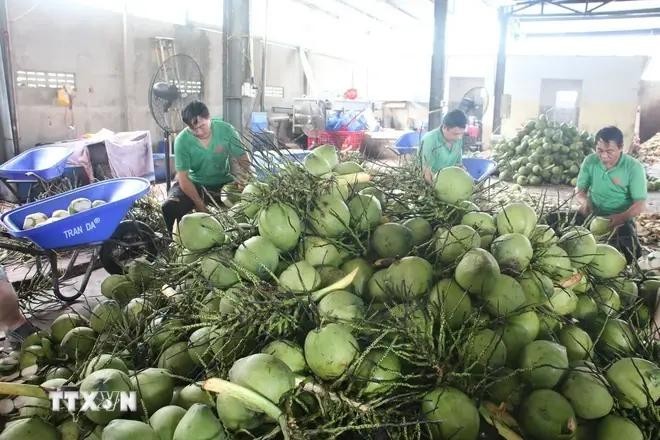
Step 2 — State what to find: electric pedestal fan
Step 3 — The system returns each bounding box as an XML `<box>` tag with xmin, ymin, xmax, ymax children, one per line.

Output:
<box><xmin>148</xmin><ymin>54</ymin><xmax>204</xmax><ymax>190</ymax></box>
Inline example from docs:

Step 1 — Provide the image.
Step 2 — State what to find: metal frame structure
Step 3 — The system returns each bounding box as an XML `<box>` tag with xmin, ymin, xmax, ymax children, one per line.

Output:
<box><xmin>492</xmin><ymin>0</ymin><xmax>660</xmax><ymax>133</ymax></box>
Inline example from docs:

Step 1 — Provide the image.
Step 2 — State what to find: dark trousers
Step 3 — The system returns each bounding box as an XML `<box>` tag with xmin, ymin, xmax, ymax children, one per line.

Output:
<box><xmin>545</xmin><ymin>211</ymin><xmax>642</xmax><ymax>264</ymax></box>
<box><xmin>161</xmin><ymin>181</ymin><xmax>223</xmax><ymax>233</ymax></box>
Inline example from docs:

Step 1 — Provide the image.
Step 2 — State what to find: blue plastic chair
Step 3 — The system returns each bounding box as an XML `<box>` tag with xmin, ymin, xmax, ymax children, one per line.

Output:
<box><xmin>393</xmin><ymin>131</ymin><xmax>424</xmax><ymax>155</ymax></box>
<box><xmin>463</xmin><ymin>158</ymin><xmax>497</xmax><ymax>183</ymax></box>
<box><xmin>250</xmin><ymin>112</ymin><xmax>268</xmax><ymax>133</ymax></box>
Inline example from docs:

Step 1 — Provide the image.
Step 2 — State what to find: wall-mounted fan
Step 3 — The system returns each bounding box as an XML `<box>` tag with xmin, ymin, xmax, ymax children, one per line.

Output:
<box><xmin>148</xmin><ymin>54</ymin><xmax>204</xmax><ymax>190</ymax></box>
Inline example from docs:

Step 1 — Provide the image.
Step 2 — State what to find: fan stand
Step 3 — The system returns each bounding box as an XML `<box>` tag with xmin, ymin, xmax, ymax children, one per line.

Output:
<box><xmin>163</xmin><ymin>130</ymin><xmax>173</xmax><ymax>192</ymax></box>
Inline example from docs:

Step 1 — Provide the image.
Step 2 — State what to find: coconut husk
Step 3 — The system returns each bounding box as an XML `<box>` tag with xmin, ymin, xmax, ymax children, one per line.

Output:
<box><xmin>637</xmin><ymin>133</ymin><xmax>660</xmax><ymax>165</ymax></box>
<box><xmin>637</xmin><ymin>212</ymin><xmax>660</xmax><ymax>248</ymax></box>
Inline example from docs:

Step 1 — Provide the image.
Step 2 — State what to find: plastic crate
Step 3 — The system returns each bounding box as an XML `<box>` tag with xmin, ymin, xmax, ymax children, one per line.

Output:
<box><xmin>307</xmin><ymin>130</ymin><xmax>365</xmax><ymax>151</ymax></box>
<box><xmin>1</xmin><ymin>178</ymin><xmax>151</xmax><ymax>249</ymax></box>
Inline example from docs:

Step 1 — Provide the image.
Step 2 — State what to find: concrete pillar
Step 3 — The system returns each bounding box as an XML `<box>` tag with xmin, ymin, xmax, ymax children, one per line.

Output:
<box><xmin>428</xmin><ymin>0</ymin><xmax>449</xmax><ymax>130</ymax></box>
<box><xmin>492</xmin><ymin>7</ymin><xmax>510</xmax><ymax>135</ymax></box>
<box><xmin>0</xmin><ymin>0</ymin><xmax>19</xmax><ymax>158</ymax></box>
<box><xmin>223</xmin><ymin>0</ymin><xmax>252</xmax><ymax>134</ymax></box>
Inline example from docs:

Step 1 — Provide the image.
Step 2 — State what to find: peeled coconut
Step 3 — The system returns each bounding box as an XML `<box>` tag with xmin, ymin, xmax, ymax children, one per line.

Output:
<box><xmin>51</xmin><ymin>209</ymin><xmax>69</xmax><ymax>220</ymax></box>
<box><xmin>131</xmin><ymin>368</ymin><xmax>174</xmax><ymax>415</ymax></box>
<box><xmin>92</xmin><ymin>199</ymin><xmax>106</xmax><ymax>208</ymax></box>
<box><xmin>305</xmin><ymin>324</ymin><xmax>358</xmax><ymax>380</ymax></box>
<box><xmin>309</xmin><ymin>194</ymin><xmax>351</xmax><ymax>237</ymax></box>
<box><xmin>495</xmin><ymin>202</ymin><xmax>537</xmax><ymax>237</ymax></box>
<box><xmin>519</xmin><ymin>340</ymin><xmax>569</xmax><ymax>389</ymax></box>
<box><xmin>454</xmin><ymin>248</ymin><xmax>500</xmax><ymax>295</ymax></box>
<box><xmin>229</xmin><ymin>353</ymin><xmax>295</xmax><ymax>404</ymax></box>
<box><xmin>279</xmin><ymin>260</ymin><xmax>321</xmax><ymax>293</ymax></box>
<box><xmin>371</xmin><ymin>223</ymin><xmax>414</xmax><ymax>258</ymax></box>
<box><xmin>79</xmin><ymin>368</ymin><xmax>133</xmax><ymax>425</ymax></box>
<box><xmin>429</xmin><ymin>279</ymin><xmax>473</xmax><ymax>330</ymax></box>
<box><xmin>262</xmin><ymin>340</ymin><xmax>307</xmax><ymax>373</ymax></box>
<box><xmin>173</xmin><ymin>404</ymin><xmax>228</xmax><ymax>440</ymax></box>
<box><xmin>387</xmin><ymin>256</ymin><xmax>433</xmax><ymax>300</ymax></box>
<box><xmin>318</xmin><ymin>290</ymin><xmax>365</xmax><ymax>323</ymax></box>
<box><xmin>606</xmin><ymin>357</ymin><xmax>660</xmax><ymax>409</ymax></box>
<box><xmin>149</xmin><ymin>406</ymin><xmax>187</xmax><ymax>440</ymax></box>
<box><xmin>589</xmin><ymin>216</ymin><xmax>611</xmax><ymax>237</ymax></box>
<box><xmin>463</xmin><ymin>328</ymin><xmax>507</xmax><ymax>372</ymax></box>
<box><xmin>559</xmin><ymin>228</ymin><xmax>597</xmax><ymax>268</ymax></box>
<box><xmin>482</xmin><ymin>274</ymin><xmax>526</xmax><ymax>317</ymax></box>
<box><xmin>348</xmin><ymin>194</ymin><xmax>382</xmax><ymax>231</ymax></box>
<box><xmin>233</xmin><ymin>236</ymin><xmax>280</xmax><ymax>280</ymax></box>
<box><xmin>68</xmin><ymin>197</ymin><xmax>92</xmax><ymax>214</ymax></box>
<box><xmin>433</xmin><ymin>166</ymin><xmax>474</xmax><ymax>204</ymax></box>
<box><xmin>520</xmin><ymin>390</ymin><xmax>576</xmax><ymax>440</ymax></box>
<box><xmin>178</xmin><ymin>212</ymin><xmax>226</xmax><ymax>251</ymax></box>
<box><xmin>421</xmin><ymin>386</ymin><xmax>480</xmax><ymax>440</ymax></box>
<box><xmin>50</xmin><ymin>312</ymin><xmax>87</xmax><ymax>343</ymax></box>
<box><xmin>561</xmin><ymin>368</ymin><xmax>613</xmax><ymax>420</ymax></box>
<box><xmin>491</xmin><ymin>233</ymin><xmax>533</xmax><ymax>273</ymax></box>
<box><xmin>434</xmin><ymin>225</ymin><xmax>480</xmax><ymax>263</ymax></box>
<box><xmin>90</xmin><ymin>300</ymin><xmax>122</xmax><ymax>334</ymax></box>
<box><xmin>402</xmin><ymin>217</ymin><xmax>433</xmax><ymax>246</ymax></box>
<box><xmin>558</xmin><ymin>325</ymin><xmax>593</xmax><ymax>361</ymax></box>
<box><xmin>258</xmin><ymin>203</ymin><xmax>302</xmax><ymax>251</ymax></box>
<box><xmin>341</xmin><ymin>258</ymin><xmax>373</xmax><ymax>296</ymax></box>
<box><xmin>588</xmin><ymin>244</ymin><xmax>626</xmax><ymax>279</ymax></box>
<box><xmin>356</xmin><ymin>349</ymin><xmax>402</xmax><ymax>397</ymax></box>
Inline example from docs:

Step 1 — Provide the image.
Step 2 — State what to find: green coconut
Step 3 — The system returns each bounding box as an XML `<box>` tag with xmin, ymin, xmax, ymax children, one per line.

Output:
<box><xmin>89</xmin><ymin>300</ymin><xmax>122</xmax><ymax>334</ymax></box>
<box><xmin>463</xmin><ymin>328</ymin><xmax>507</xmax><ymax>372</ymax></box>
<box><xmin>278</xmin><ymin>260</ymin><xmax>321</xmax><ymax>293</ymax></box>
<box><xmin>60</xmin><ymin>326</ymin><xmax>96</xmax><ymax>361</ymax></box>
<box><xmin>538</xmin><ymin>245</ymin><xmax>574</xmax><ymax>280</ymax></box>
<box><xmin>482</xmin><ymin>274</ymin><xmax>526</xmax><ymax>317</ymax></box>
<box><xmin>309</xmin><ymin>193</ymin><xmax>351</xmax><ymax>237</ymax></box>
<box><xmin>46</xmin><ymin>366</ymin><xmax>73</xmax><ymax>380</ymax></box>
<box><xmin>216</xmin><ymin>393</ymin><xmax>264</xmax><ymax>431</ymax></box>
<box><xmin>421</xmin><ymin>386</ymin><xmax>480</xmax><ymax>440</ymax></box>
<box><xmin>558</xmin><ymin>325</ymin><xmax>593</xmax><ymax>361</ymax></box>
<box><xmin>612</xmin><ymin>278</ymin><xmax>639</xmax><ymax>305</ymax></box>
<box><xmin>389</xmin><ymin>305</ymin><xmax>432</xmax><ymax>336</ymax></box>
<box><xmin>359</xmin><ymin>186</ymin><xmax>385</xmax><ymax>206</ymax></box>
<box><xmin>340</xmin><ymin>258</ymin><xmax>373</xmax><ymax>296</ymax></box>
<box><xmin>461</xmin><ymin>211</ymin><xmax>496</xmax><ymax>245</ymax></box>
<box><xmin>50</xmin><ymin>313</ymin><xmax>87</xmax><ymax>343</ymax></box>
<box><xmin>606</xmin><ymin>357</ymin><xmax>660</xmax><ymax>408</ymax></box>
<box><xmin>371</xmin><ymin>222</ymin><xmax>414</xmax><ymax>258</ymax></box>
<box><xmin>520</xmin><ymin>390</ymin><xmax>577</xmax><ymax>440</ymax></box>
<box><xmin>56</xmin><ymin>418</ymin><xmax>79</xmax><ymax>440</ymax></box>
<box><xmin>124</xmin><ymin>298</ymin><xmax>152</xmax><ymax>328</ymax></box>
<box><xmin>200</xmin><ymin>254</ymin><xmax>240</xmax><ymax>288</ymax></box>
<box><xmin>593</xmin><ymin>285</ymin><xmax>621</xmax><ymax>315</ymax></box>
<box><xmin>262</xmin><ymin>340</ymin><xmax>307</xmax><ymax>373</ymax></box>
<box><xmin>258</xmin><ymin>203</ymin><xmax>302</xmax><ymax>251</ymax></box>
<box><xmin>490</xmin><ymin>233</ymin><xmax>533</xmax><ymax>274</ymax></box>
<box><xmin>588</xmin><ymin>244</ymin><xmax>626</xmax><ymax>279</ymax></box>
<box><xmin>429</xmin><ymin>279</ymin><xmax>473</xmax><ymax>330</ymax></box>
<box><xmin>187</xmin><ymin>326</ymin><xmax>215</xmax><ymax>366</ymax></box>
<box><xmin>547</xmin><ymin>287</ymin><xmax>578</xmax><ymax>315</ymax></box>
<box><xmin>402</xmin><ymin>217</ymin><xmax>433</xmax><ymax>246</ymax></box>
<box><xmin>454</xmin><ymin>248</ymin><xmax>500</xmax><ymax>295</ymax></box>
<box><xmin>149</xmin><ymin>405</ymin><xmax>187</xmax><ymax>440</ymax></box>
<box><xmin>0</xmin><ymin>418</ymin><xmax>59</xmax><ymax>440</ymax></box>
<box><xmin>530</xmin><ymin>224</ymin><xmax>558</xmax><ymax>247</ymax></box>
<box><xmin>589</xmin><ymin>216</ymin><xmax>611</xmax><ymax>237</ymax></box>
<box><xmin>597</xmin><ymin>319</ymin><xmax>637</xmax><ymax>357</ymax></box>
<box><xmin>157</xmin><ymin>342</ymin><xmax>195</xmax><ymax>376</ymax></box>
<box><xmin>518</xmin><ymin>270</ymin><xmax>553</xmax><ymax>306</ymax></box>
<box><xmin>15</xmin><ymin>392</ymin><xmax>52</xmax><ymax>418</ymax></box>
<box><xmin>83</xmin><ymin>354</ymin><xmax>129</xmax><ymax>377</ymax></box>
<box><xmin>102</xmin><ymin>419</ymin><xmax>159</xmax><ymax>440</ymax></box>
<box><xmin>318</xmin><ymin>290</ymin><xmax>365</xmax><ymax>323</ymax></box>
<box><xmin>559</xmin><ymin>228</ymin><xmax>597</xmax><ymax>268</ymax></box>
<box><xmin>177</xmin><ymin>383</ymin><xmax>214</xmax><ymax>408</ymax></box>
<box><xmin>316</xmin><ymin>265</ymin><xmax>346</xmax><ymax>287</ymax></box>
<box><xmin>304</xmin><ymin>324</ymin><xmax>358</xmax><ymax>380</ymax></box>
<box><xmin>302</xmin><ymin>236</ymin><xmax>343</xmax><ymax>267</ymax></box>
<box><xmin>233</xmin><ymin>236</ymin><xmax>280</xmax><ymax>280</ymax></box>
<box><xmin>126</xmin><ymin>257</ymin><xmax>155</xmax><ymax>289</ymax></box>
<box><xmin>519</xmin><ymin>340</ymin><xmax>569</xmax><ymax>389</ymax></box>
<box><xmin>146</xmin><ymin>318</ymin><xmax>184</xmax><ymax>352</ymax></box>
<box><xmin>560</xmin><ymin>368</ymin><xmax>613</xmax><ymax>420</ymax></box>
<box><xmin>572</xmin><ymin>272</ymin><xmax>590</xmax><ymax>294</ymax></box>
<box><xmin>131</xmin><ymin>368</ymin><xmax>174</xmax><ymax>415</ymax></box>
<box><xmin>365</xmin><ymin>269</ymin><xmax>390</xmax><ymax>303</ymax></box>
<box><xmin>173</xmin><ymin>404</ymin><xmax>228</xmax><ymax>440</ymax></box>
<box><xmin>239</xmin><ymin>182</ymin><xmax>266</xmax><ymax>219</ymax></box>
<box><xmin>333</xmin><ymin>160</ymin><xmax>364</xmax><ymax>175</ymax></box>
<box><xmin>639</xmin><ymin>277</ymin><xmax>660</xmax><ymax>304</ymax></box>
<box><xmin>574</xmin><ymin>295</ymin><xmax>599</xmax><ymax>322</ymax></box>
<box><xmin>500</xmin><ymin>311</ymin><xmax>540</xmax><ymax>365</ymax></box>
<box><xmin>355</xmin><ymin>349</ymin><xmax>402</xmax><ymax>397</ymax></box>
<box><xmin>229</xmin><ymin>353</ymin><xmax>295</xmax><ymax>404</ymax></box>
<box><xmin>434</xmin><ymin>225</ymin><xmax>480</xmax><ymax>264</ymax></box>
<box><xmin>387</xmin><ymin>256</ymin><xmax>433</xmax><ymax>300</ymax></box>
<box><xmin>178</xmin><ymin>212</ymin><xmax>226</xmax><ymax>251</ymax></box>
<box><xmin>101</xmin><ymin>274</ymin><xmax>138</xmax><ymax>305</ymax></box>
<box><xmin>433</xmin><ymin>166</ymin><xmax>474</xmax><ymax>204</ymax></box>
<box><xmin>348</xmin><ymin>194</ymin><xmax>382</xmax><ymax>231</ymax></box>
<box><xmin>495</xmin><ymin>202</ymin><xmax>538</xmax><ymax>237</ymax></box>
<box><xmin>536</xmin><ymin>313</ymin><xmax>560</xmax><ymax>340</ymax></box>
<box><xmin>485</xmin><ymin>369</ymin><xmax>522</xmax><ymax>406</ymax></box>
<box><xmin>596</xmin><ymin>415</ymin><xmax>643</xmax><ymax>440</ymax></box>
<box><xmin>79</xmin><ymin>368</ymin><xmax>133</xmax><ymax>425</ymax></box>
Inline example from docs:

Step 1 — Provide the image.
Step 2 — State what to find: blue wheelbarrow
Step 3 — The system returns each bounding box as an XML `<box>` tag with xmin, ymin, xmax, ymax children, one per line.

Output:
<box><xmin>0</xmin><ymin>146</ymin><xmax>73</xmax><ymax>203</ymax></box>
<box><xmin>0</xmin><ymin>178</ymin><xmax>156</xmax><ymax>302</ymax></box>
<box><xmin>252</xmin><ymin>149</ymin><xmax>310</xmax><ymax>180</ymax></box>
<box><xmin>463</xmin><ymin>158</ymin><xmax>497</xmax><ymax>184</ymax></box>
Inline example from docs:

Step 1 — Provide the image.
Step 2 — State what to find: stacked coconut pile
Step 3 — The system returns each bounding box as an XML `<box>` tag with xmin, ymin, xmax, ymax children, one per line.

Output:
<box><xmin>0</xmin><ymin>145</ymin><xmax>658</xmax><ymax>440</ymax></box>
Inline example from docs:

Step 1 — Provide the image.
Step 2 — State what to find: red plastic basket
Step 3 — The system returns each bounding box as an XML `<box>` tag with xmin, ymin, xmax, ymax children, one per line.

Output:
<box><xmin>307</xmin><ymin>130</ymin><xmax>365</xmax><ymax>151</ymax></box>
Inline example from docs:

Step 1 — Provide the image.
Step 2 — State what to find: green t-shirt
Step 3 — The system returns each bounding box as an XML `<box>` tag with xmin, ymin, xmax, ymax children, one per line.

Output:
<box><xmin>420</xmin><ymin>128</ymin><xmax>463</xmax><ymax>173</ymax></box>
<box><xmin>576</xmin><ymin>153</ymin><xmax>647</xmax><ymax>216</ymax></box>
<box><xmin>174</xmin><ymin>118</ymin><xmax>246</xmax><ymax>186</ymax></box>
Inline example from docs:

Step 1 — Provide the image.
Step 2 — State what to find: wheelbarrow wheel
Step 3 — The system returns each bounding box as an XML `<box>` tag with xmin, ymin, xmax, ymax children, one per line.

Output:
<box><xmin>99</xmin><ymin>220</ymin><xmax>158</xmax><ymax>275</ymax></box>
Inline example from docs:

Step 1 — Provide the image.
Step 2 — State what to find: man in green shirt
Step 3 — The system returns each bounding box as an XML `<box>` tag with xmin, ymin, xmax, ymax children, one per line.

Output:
<box><xmin>575</xmin><ymin>126</ymin><xmax>647</xmax><ymax>263</ymax></box>
<box><xmin>420</xmin><ymin>109</ymin><xmax>467</xmax><ymax>183</ymax></box>
<box><xmin>161</xmin><ymin>101</ymin><xmax>250</xmax><ymax>233</ymax></box>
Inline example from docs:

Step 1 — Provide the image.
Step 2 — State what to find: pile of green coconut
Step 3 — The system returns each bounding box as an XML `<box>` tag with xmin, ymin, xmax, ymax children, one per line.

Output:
<box><xmin>0</xmin><ymin>144</ymin><xmax>659</xmax><ymax>440</ymax></box>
